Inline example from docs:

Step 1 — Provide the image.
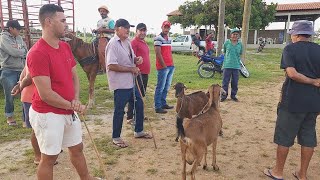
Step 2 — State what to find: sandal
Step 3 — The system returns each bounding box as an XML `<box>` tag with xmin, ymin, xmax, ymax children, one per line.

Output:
<box><xmin>7</xmin><ymin>121</ymin><xmax>17</xmax><ymax>126</ymax></box>
<box><xmin>134</xmin><ymin>132</ymin><xmax>153</xmax><ymax>139</ymax></box>
<box><xmin>112</xmin><ymin>139</ymin><xmax>128</xmax><ymax>148</ymax></box>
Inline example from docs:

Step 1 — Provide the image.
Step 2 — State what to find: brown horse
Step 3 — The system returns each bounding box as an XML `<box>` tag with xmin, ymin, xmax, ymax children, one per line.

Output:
<box><xmin>64</xmin><ymin>33</ymin><xmax>99</xmax><ymax>108</ymax></box>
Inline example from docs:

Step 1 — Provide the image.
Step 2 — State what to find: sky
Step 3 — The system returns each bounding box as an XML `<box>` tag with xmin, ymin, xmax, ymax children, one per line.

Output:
<box><xmin>73</xmin><ymin>0</ymin><xmax>320</xmax><ymax>34</ymax></box>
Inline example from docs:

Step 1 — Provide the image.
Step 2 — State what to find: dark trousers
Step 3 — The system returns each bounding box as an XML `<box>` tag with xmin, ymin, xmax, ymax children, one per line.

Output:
<box><xmin>222</xmin><ymin>68</ymin><xmax>239</xmax><ymax>98</ymax></box>
<box><xmin>127</xmin><ymin>74</ymin><xmax>148</xmax><ymax>120</ymax></box>
<box><xmin>113</xmin><ymin>88</ymin><xmax>144</xmax><ymax>138</ymax></box>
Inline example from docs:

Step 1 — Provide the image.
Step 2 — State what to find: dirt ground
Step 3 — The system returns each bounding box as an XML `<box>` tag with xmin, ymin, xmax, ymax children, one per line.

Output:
<box><xmin>1</xmin><ymin>80</ymin><xmax>320</xmax><ymax>180</ymax></box>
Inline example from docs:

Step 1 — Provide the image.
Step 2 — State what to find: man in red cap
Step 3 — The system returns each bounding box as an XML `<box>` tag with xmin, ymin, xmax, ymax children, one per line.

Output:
<box><xmin>92</xmin><ymin>5</ymin><xmax>115</xmax><ymax>74</ymax></box>
<box><xmin>153</xmin><ymin>21</ymin><xmax>175</xmax><ymax>114</ymax></box>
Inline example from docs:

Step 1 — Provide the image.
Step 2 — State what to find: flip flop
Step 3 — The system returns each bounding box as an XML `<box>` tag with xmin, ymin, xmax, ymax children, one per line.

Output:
<box><xmin>112</xmin><ymin>139</ymin><xmax>128</xmax><ymax>148</ymax></box>
<box><xmin>134</xmin><ymin>132</ymin><xmax>153</xmax><ymax>139</ymax></box>
<box><xmin>34</xmin><ymin>161</ymin><xmax>58</xmax><ymax>165</ymax></box>
<box><xmin>7</xmin><ymin>121</ymin><xmax>17</xmax><ymax>126</ymax></box>
<box><xmin>292</xmin><ymin>171</ymin><xmax>307</xmax><ymax>180</ymax></box>
<box><xmin>263</xmin><ymin>169</ymin><xmax>284</xmax><ymax>180</ymax></box>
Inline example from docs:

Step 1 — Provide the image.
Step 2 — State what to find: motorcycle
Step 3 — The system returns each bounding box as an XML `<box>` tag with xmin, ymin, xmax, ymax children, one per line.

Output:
<box><xmin>196</xmin><ymin>52</ymin><xmax>250</xmax><ymax>78</ymax></box>
<box><xmin>257</xmin><ymin>37</ymin><xmax>266</xmax><ymax>53</ymax></box>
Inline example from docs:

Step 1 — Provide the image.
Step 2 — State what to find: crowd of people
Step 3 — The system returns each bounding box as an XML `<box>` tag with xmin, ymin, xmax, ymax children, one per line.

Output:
<box><xmin>0</xmin><ymin>3</ymin><xmax>319</xmax><ymax>180</ymax></box>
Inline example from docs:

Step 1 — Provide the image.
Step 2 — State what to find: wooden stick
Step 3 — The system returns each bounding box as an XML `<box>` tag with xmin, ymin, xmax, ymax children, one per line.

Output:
<box><xmin>80</xmin><ymin>114</ymin><xmax>108</xmax><ymax>179</ymax></box>
<box><xmin>135</xmin><ymin>77</ymin><xmax>158</xmax><ymax>149</ymax></box>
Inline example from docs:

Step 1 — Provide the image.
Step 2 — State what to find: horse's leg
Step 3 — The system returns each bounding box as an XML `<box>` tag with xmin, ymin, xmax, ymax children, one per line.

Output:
<box><xmin>87</xmin><ymin>72</ymin><xmax>97</xmax><ymax>108</ymax></box>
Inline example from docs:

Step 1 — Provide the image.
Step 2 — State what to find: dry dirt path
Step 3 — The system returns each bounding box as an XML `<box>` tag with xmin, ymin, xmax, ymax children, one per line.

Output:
<box><xmin>1</xmin><ymin>81</ymin><xmax>320</xmax><ymax>180</ymax></box>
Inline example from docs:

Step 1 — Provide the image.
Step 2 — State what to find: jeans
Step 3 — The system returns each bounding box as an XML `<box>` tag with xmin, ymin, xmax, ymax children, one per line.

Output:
<box><xmin>222</xmin><ymin>68</ymin><xmax>239</xmax><ymax>98</ymax></box>
<box><xmin>154</xmin><ymin>66</ymin><xmax>175</xmax><ymax>109</ymax></box>
<box><xmin>127</xmin><ymin>74</ymin><xmax>148</xmax><ymax>120</ymax></box>
<box><xmin>23</xmin><ymin>102</ymin><xmax>32</xmax><ymax>128</ymax></box>
<box><xmin>0</xmin><ymin>69</ymin><xmax>21</xmax><ymax>117</ymax></box>
<box><xmin>113</xmin><ymin>88</ymin><xmax>144</xmax><ymax>138</ymax></box>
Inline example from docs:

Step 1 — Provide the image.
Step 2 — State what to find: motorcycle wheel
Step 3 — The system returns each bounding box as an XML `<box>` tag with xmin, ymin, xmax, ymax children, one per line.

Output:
<box><xmin>240</xmin><ymin>61</ymin><xmax>250</xmax><ymax>78</ymax></box>
<box><xmin>198</xmin><ymin>62</ymin><xmax>215</xmax><ymax>78</ymax></box>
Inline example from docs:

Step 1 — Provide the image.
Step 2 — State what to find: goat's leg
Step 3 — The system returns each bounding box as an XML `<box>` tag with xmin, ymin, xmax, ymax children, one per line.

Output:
<box><xmin>211</xmin><ymin>138</ymin><xmax>219</xmax><ymax>171</ymax></box>
<box><xmin>190</xmin><ymin>149</ymin><xmax>204</xmax><ymax>180</ymax></box>
<box><xmin>176</xmin><ymin>117</ymin><xmax>185</xmax><ymax>142</ymax></box>
<box><xmin>203</xmin><ymin>147</ymin><xmax>208</xmax><ymax>170</ymax></box>
<box><xmin>180</xmin><ymin>142</ymin><xmax>187</xmax><ymax>180</ymax></box>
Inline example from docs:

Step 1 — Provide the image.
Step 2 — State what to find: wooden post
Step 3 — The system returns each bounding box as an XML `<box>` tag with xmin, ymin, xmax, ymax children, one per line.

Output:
<box><xmin>217</xmin><ymin>0</ymin><xmax>225</xmax><ymax>56</ymax></box>
<box><xmin>241</xmin><ymin>0</ymin><xmax>252</xmax><ymax>62</ymax></box>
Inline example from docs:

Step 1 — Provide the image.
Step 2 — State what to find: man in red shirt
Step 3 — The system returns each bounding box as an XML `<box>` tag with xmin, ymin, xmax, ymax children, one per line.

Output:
<box><xmin>206</xmin><ymin>32</ymin><xmax>214</xmax><ymax>56</ymax></box>
<box><xmin>126</xmin><ymin>23</ymin><xmax>150</xmax><ymax>123</ymax></box>
<box><xmin>154</xmin><ymin>21</ymin><xmax>175</xmax><ymax>114</ymax></box>
<box><xmin>27</xmin><ymin>4</ymin><xmax>94</xmax><ymax>180</ymax></box>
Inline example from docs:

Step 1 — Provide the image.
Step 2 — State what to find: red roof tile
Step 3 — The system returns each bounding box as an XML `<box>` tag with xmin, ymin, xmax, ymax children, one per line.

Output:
<box><xmin>276</xmin><ymin>2</ymin><xmax>320</xmax><ymax>11</ymax></box>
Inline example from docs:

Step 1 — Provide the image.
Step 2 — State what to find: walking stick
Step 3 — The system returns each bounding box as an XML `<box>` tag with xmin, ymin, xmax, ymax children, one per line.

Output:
<box><xmin>80</xmin><ymin>113</ymin><xmax>108</xmax><ymax>179</ymax></box>
<box><xmin>135</xmin><ymin>74</ymin><xmax>158</xmax><ymax>149</ymax></box>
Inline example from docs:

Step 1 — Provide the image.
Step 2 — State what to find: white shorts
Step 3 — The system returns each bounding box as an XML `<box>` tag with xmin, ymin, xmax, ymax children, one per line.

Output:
<box><xmin>29</xmin><ymin>107</ymin><xmax>82</xmax><ymax>155</ymax></box>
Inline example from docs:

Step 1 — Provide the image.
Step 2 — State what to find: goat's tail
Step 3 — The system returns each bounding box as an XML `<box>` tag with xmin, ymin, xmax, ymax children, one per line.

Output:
<box><xmin>176</xmin><ymin>117</ymin><xmax>185</xmax><ymax>142</ymax></box>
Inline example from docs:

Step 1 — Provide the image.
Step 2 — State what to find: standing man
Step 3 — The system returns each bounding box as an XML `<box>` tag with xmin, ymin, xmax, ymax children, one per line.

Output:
<box><xmin>27</xmin><ymin>4</ymin><xmax>95</xmax><ymax>180</ymax></box>
<box><xmin>0</xmin><ymin>20</ymin><xmax>27</xmax><ymax>125</ymax></box>
<box><xmin>106</xmin><ymin>19</ymin><xmax>152</xmax><ymax>148</ymax></box>
<box><xmin>205</xmin><ymin>32</ymin><xmax>214</xmax><ymax>56</ymax></box>
<box><xmin>220</xmin><ymin>28</ymin><xmax>243</xmax><ymax>102</ymax></box>
<box><xmin>93</xmin><ymin>5</ymin><xmax>115</xmax><ymax>73</ymax></box>
<box><xmin>126</xmin><ymin>23</ymin><xmax>150</xmax><ymax>124</ymax></box>
<box><xmin>264</xmin><ymin>20</ymin><xmax>320</xmax><ymax>180</ymax></box>
<box><xmin>154</xmin><ymin>21</ymin><xmax>175</xmax><ymax>114</ymax></box>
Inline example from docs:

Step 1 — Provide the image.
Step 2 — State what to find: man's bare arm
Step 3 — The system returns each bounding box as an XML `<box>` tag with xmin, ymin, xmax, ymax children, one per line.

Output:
<box><xmin>108</xmin><ymin>64</ymin><xmax>139</xmax><ymax>75</ymax></box>
<box><xmin>154</xmin><ymin>46</ymin><xmax>166</xmax><ymax>69</ymax></box>
<box><xmin>71</xmin><ymin>66</ymin><xmax>80</xmax><ymax>100</ymax></box>
<box><xmin>286</xmin><ymin>67</ymin><xmax>320</xmax><ymax>87</ymax></box>
<box><xmin>32</xmin><ymin>76</ymin><xmax>72</xmax><ymax>110</ymax></box>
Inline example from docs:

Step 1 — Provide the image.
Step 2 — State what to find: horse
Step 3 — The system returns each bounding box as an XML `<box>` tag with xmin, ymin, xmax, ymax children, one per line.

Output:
<box><xmin>64</xmin><ymin>33</ymin><xmax>99</xmax><ymax>108</ymax></box>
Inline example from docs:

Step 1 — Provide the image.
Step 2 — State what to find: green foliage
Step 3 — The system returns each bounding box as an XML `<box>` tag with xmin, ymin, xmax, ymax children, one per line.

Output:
<box><xmin>169</xmin><ymin>0</ymin><xmax>277</xmax><ymax>30</ymax></box>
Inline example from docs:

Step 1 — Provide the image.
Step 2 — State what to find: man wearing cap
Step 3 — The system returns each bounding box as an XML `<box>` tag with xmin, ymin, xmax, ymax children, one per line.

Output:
<box><xmin>263</xmin><ymin>20</ymin><xmax>320</xmax><ymax>180</ymax></box>
<box><xmin>220</xmin><ymin>28</ymin><xmax>242</xmax><ymax>102</ymax></box>
<box><xmin>0</xmin><ymin>20</ymin><xmax>27</xmax><ymax>125</ymax></box>
<box><xmin>93</xmin><ymin>5</ymin><xmax>115</xmax><ymax>73</ymax></box>
<box><xmin>126</xmin><ymin>23</ymin><xmax>150</xmax><ymax>123</ymax></box>
<box><xmin>153</xmin><ymin>20</ymin><xmax>175</xmax><ymax>114</ymax></box>
<box><xmin>106</xmin><ymin>19</ymin><xmax>152</xmax><ymax>148</ymax></box>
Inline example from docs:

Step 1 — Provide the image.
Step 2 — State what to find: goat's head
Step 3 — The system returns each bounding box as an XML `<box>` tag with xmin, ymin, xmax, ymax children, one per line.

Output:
<box><xmin>207</xmin><ymin>84</ymin><xmax>223</xmax><ymax>107</ymax></box>
<box><xmin>173</xmin><ymin>82</ymin><xmax>186</xmax><ymax>98</ymax></box>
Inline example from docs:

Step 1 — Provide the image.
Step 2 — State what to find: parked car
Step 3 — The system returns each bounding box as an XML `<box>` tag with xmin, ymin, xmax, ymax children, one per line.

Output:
<box><xmin>171</xmin><ymin>35</ymin><xmax>217</xmax><ymax>54</ymax></box>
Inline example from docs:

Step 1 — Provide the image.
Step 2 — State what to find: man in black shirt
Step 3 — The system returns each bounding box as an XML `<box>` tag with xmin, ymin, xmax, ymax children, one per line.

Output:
<box><xmin>264</xmin><ymin>20</ymin><xmax>320</xmax><ymax>180</ymax></box>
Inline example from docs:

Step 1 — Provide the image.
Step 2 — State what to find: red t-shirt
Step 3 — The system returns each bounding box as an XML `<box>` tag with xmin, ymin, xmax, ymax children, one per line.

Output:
<box><xmin>206</xmin><ymin>37</ymin><xmax>213</xmax><ymax>51</ymax></box>
<box><xmin>154</xmin><ymin>33</ymin><xmax>174</xmax><ymax>70</ymax></box>
<box><xmin>131</xmin><ymin>37</ymin><xmax>150</xmax><ymax>74</ymax></box>
<box><xmin>27</xmin><ymin>38</ymin><xmax>76</xmax><ymax>114</ymax></box>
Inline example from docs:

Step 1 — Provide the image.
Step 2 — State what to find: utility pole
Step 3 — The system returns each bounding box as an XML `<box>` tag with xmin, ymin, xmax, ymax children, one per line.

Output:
<box><xmin>217</xmin><ymin>0</ymin><xmax>225</xmax><ymax>56</ymax></box>
<box><xmin>241</xmin><ymin>0</ymin><xmax>252</xmax><ymax>62</ymax></box>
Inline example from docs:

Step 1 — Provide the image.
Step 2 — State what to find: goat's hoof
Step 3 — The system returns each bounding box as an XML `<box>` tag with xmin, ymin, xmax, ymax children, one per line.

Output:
<box><xmin>212</xmin><ymin>165</ymin><xmax>219</xmax><ymax>171</ymax></box>
<box><xmin>175</xmin><ymin>137</ymin><xmax>179</xmax><ymax>142</ymax></box>
<box><xmin>203</xmin><ymin>165</ymin><xmax>207</xmax><ymax>170</ymax></box>
<box><xmin>219</xmin><ymin>130</ymin><xmax>224</xmax><ymax>137</ymax></box>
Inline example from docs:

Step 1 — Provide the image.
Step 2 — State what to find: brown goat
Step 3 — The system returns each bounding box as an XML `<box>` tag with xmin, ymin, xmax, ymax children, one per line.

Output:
<box><xmin>174</xmin><ymin>82</ymin><xmax>209</xmax><ymax>142</ymax></box>
<box><xmin>180</xmin><ymin>84</ymin><xmax>223</xmax><ymax>180</ymax></box>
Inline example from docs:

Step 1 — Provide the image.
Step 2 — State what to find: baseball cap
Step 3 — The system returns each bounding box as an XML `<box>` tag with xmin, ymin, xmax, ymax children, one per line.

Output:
<box><xmin>230</xmin><ymin>28</ymin><xmax>240</xmax><ymax>34</ymax></box>
<box><xmin>6</xmin><ymin>20</ymin><xmax>22</xmax><ymax>30</ymax></box>
<box><xmin>115</xmin><ymin>19</ymin><xmax>135</xmax><ymax>28</ymax></box>
<box><xmin>288</xmin><ymin>20</ymin><xmax>315</xmax><ymax>35</ymax></box>
<box><xmin>162</xmin><ymin>20</ymin><xmax>171</xmax><ymax>28</ymax></box>
<box><xmin>136</xmin><ymin>23</ymin><xmax>147</xmax><ymax>30</ymax></box>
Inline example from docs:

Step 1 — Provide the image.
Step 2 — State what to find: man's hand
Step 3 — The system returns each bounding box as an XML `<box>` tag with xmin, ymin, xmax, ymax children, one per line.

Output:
<box><xmin>71</xmin><ymin>99</ymin><xmax>87</xmax><ymax>114</ymax></box>
<box><xmin>312</xmin><ymin>79</ymin><xmax>320</xmax><ymax>87</ymax></box>
<box><xmin>135</xmin><ymin>56</ymin><xmax>143</xmax><ymax>65</ymax></box>
<box><xmin>131</xmin><ymin>67</ymin><xmax>140</xmax><ymax>76</ymax></box>
<box><xmin>11</xmin><ymin>84</ymin><xmax>21</xmax><ymax>96</ymax></box>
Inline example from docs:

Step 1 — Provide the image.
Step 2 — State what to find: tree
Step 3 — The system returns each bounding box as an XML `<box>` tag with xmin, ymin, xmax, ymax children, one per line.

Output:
<box><xmin>169</xmin><ymin>0</ymin><xmax>277</xmax><ymax>30</ymax></box>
